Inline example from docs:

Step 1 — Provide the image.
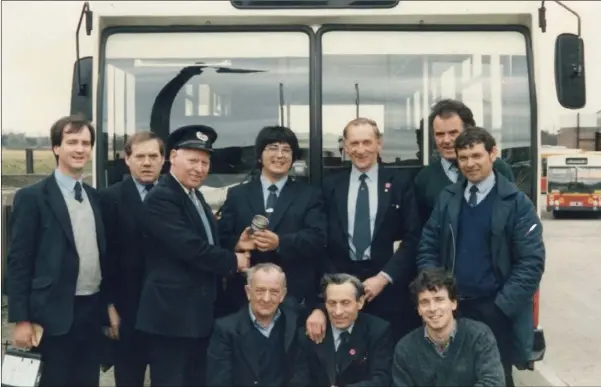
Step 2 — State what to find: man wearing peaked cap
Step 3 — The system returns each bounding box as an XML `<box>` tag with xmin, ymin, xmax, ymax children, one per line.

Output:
<box><xmin>135</xmin><ymin>124</ymin><xmax>252</xmax><ymax>387</ymax></box>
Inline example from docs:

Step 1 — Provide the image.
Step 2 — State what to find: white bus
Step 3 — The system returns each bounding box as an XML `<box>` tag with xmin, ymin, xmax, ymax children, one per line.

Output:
<box><xmin>69</xmin><ymin>0</ymin><xmax>587</xmax><ymax>369</ymax></box>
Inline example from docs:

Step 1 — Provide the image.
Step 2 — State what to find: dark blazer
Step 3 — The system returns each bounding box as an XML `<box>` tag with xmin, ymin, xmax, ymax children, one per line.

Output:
<box><xmin>6</xmin><ymin>174</ymin><xmax>107</xmax><ymax>336</ymax></box>
<box><xmin>290</xmin><ymin>312</ymin><xmax>393</xmax><ymax>387</ymax></box>
<box><xmin>322</xmin><ymin>166</ymin><xmax>422</xmax><ymax>310</ymax></box>
<box><xmin>135</xmin><ymin>173</ymin><xmax>238</xmax><ymax>339</ymax></box>
<box><xmin>218</xmin><ymin>176</ymin><xmax>327</xmax><ymax>310</ymax></box>
<box><xmin>206</xmin><ymin>298</ymin><xmax>302</xmax><ymax>386</ymax></box>
<box><xmin>99</xmin><ymin>176</ymin><xmax>148</xmax><ymax>325</ymax></box>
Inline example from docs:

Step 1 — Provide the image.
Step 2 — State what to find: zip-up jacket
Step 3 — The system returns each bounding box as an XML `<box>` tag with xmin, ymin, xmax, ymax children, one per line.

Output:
<box><xmin>416</xmin><ymin>172</ymin><xmax>545</xmax><ymax>366</ymax></box>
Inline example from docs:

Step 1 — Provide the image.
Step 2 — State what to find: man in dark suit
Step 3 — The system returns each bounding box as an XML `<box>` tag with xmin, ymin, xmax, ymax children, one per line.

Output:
<box><xmin>7</xmin><ymin>116</ymin><xmax>108</xmax><ymax>386</ymax></box>
<box><xmin>291</xmin><ymin>273</ymin><xmax>393</xmax><ymax>387</ymax></box>
<box><xmin>307</xmin><ymin>117</ymin><xmax>422</xmax><ymax>342</ymax></box>
<box><xmin>414</xmin><ymin>99</ymin><xmax>515</xmax><ymax>224</ymax></box>
<box><xmin>218</xmin><ymin>125</ymin><xmax>327</xmax><ymax>317</ymax></box>
<box><xmin>99</xmin><ymin>131</ymin><xmax>165</xmax><ymax>386</ymax></box>
<box><xmin>135</xmin><ymin>125</ymin><xmax>252</xmax><ymax>387</ymax></box>
<box><xmin>206</xmin><ymin>263</ymin><xmax>301</xmax><ymax>386</ymax></box>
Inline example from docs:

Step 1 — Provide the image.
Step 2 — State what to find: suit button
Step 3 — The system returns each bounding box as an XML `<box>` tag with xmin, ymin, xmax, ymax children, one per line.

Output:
<box><xmin>254</xmin><ymin>382</ymin><xmax>258</xmax><ymax>385</ymax></box>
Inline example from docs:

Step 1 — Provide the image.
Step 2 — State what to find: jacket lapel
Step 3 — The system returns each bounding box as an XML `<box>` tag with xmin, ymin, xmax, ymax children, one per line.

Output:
<box><xmin>83</xmin><ymin>184</ymin><xmax>106</xmax><ymax>258</ymax></box>
<box><xmin>163</xmin><ymin>174</ymin><xmax>205</xmax><ymax>233</ymax></box>
<box><xmin>314</xmin><ymin>327</ymin><xmax>337</xmax><ymax>385</ymax></box>
<box><xmin>445</xmin><ymin>184</ymin><xmax>463</xmax><ymax>235</ymax></box>
<box><xmin>373</xmin><ymin>167</ymin><xmax>392</xmax><ymax>239</ymax></box>
<box><xmin>334</xmin><ymin>171</ymin><xmax>351</xmax><ymax>238</ymax></box>
<box><xmin>268</xmin><ymin>178</ymin><xmax>298</xmax><ymax>231</ymax></box>
<box><xmin>237</xmin><ymin>308</ymin><xmax>261</xmax><ymax>378</ymax></box>
<box><xmin>336</xmin><ymin>316</ymin><xmax>368</xmax><ymax>375</ymax></box>
<box><xmin>45</xmin><ymin>175</ymin><xmax>76</xmax><ymax>249</ymax></box>
<box><xmin>247</xmin><ymin>178</ymin><xmax>267</xmax><ymax>218</ymax></box>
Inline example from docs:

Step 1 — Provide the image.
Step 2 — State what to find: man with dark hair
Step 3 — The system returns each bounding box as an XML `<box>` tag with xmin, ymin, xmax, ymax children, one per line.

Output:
<box><xmin>218</xmin><ymin>125</ymin><xmax>327</xmax><ymax>317</ymax></box>
<box><xmin>99</xmin><ymin>131</ymin><xmax>165</xmax><ymax>386</ymax></box>
<box><xmin>417</xmin><ymin>127</ymin><xmax>545</xmax><ymax>386</ymax></box>
<box><xmin>291</xmin><ymin>273</ymin><xmax>393</xmax><ymax>387</ymax></box>
<box><xmin>136</xmin><ymin>125</ymin><xmax>251</xmax><ymax>386</ymax></box>
<box><xmin>306</xmin><ymin>117</ymin><xmax>422</xmax><ymax>343</ymax></box>
<box><xmin>414</xmin><ymin>99</ymin><xmax>515</xmax><ymax>223</ymax></box>
<box><xmin>7</xmin><ymin>115</ymin><xmax>108</xmax><ymax>386</ymax></box>
<box><xmin>392</xmin><ymin>267</ymin><xmax>505</xmax><ymax>386</ymax></box>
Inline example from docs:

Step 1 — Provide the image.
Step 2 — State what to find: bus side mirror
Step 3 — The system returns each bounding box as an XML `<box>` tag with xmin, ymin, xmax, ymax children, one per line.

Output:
<box><xmin>554</xmin><ymin>33</ymin><xmax>586</xmax><ymax>109</ymax></box>
<box><xmin>71</xmin><ymin>56</ymin><xmax>93</xmax><ymax>121</ymax></box>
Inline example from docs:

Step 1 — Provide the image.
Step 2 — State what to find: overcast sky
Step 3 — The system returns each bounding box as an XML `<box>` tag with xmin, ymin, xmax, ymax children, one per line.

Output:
<box><xmin>1</xmin><ymin>0</ymin><xmax>600</xmax><ymax>135</ymax></box>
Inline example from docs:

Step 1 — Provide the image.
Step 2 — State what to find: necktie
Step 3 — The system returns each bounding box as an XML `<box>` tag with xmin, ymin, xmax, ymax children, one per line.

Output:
<box><xmin>353</xmin><ymin>174</ymin><xmax>371</xmax><ymax>260</ymax></box>
<box><xmin>74</xmin><ymin>182</ymin><xmax>83</xmax><ymax>203</ymax></box>
<box><xmin>144</xmin><ymin>183</ymin><xmax>154</xmax><ymax>192</ymax></box>
<box><xmin>189</xmin><ymin>190</ymin><xmax>215</xmax><ymax>245</ymax></box>
<box><xmin>336</xmin><ymin>331</ymin><xmax>351</xmax><ymax>372</ymax></box>
<box><xmin>468</xmin><ymin>185</ymin><xmax>479</xmax><ymax>207</ymax></box>
<box><xmin>338</xmin><ymin>331</ymin><xmax>350</xmax><ymax>351</ymax></box>
<box><xmin>265</xmin><ymin>184</ymin><xmax>278</xmax><ymax>217</ymax></box>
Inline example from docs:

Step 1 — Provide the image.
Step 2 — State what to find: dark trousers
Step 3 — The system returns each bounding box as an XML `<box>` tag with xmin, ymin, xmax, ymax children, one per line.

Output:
<box><xmin>348</xmin><ymin>260</ymin><xmax>420</xmax><ymax>343</ymax></box>
<box><xmin>458</xmin><ymin>297</ymin><xmax>515</xmax><ymax>387</ymax></box>
<box><xmin>113</xmin><ymin>322</ymin><xmax>148</xmax><ymax>386</ymax></box>
<box><xmin>147</xmin><ymin>333</ymin><xmax>209</xmax><ymax>387</ymax></box>
<box><xmin>36</xmin><ymin>294</ymin><xmax>103</xmax><ymax>387</ymax></box>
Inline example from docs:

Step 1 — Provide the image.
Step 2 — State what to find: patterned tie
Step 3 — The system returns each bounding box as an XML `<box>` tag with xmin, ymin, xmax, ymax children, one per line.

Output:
<box><xmin>353</xmin><ymin>174</ymin><xmax>371</xmax><ymax>260</ymax></box>
<box><xmin>468</xmin><ymin>185</ymin><xmax>479</xmax><ymax>207</ymax></box>
<box><xmin>74</xmin><ymin>182</ymin><xmax>83</xmax><ymax>203</ymax></box>
<box><xmin>189</xmin><ymin>190</ymin><xmax>215</xmax><ymax>245</ymax></box>
<box><xmin>265</xmin><ymin>184</ymin><xmax>278</xmax><ymax>217</ymax></box>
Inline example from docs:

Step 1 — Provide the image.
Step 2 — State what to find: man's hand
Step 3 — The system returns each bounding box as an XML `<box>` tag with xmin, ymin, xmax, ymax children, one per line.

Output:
<box><xmin>107</xmin><ymin>305</ymin><xmax>121</xmax><ymax>340</ymax></box>
<box><xmin>236</xmin><ymin>251</ymin><xmax>251</xmax><ymax>272</ymax></box>
<box><xmin>305</xmin><ymin>309</ymin><xmax>327</xmax><ymax>343</ymax></box>
<box><xmin>363</xmin><ymin>273</ymin><xmax>390</xmax><ymax>302</ymax></box>
<box><xmin>252</xmin><ymin>230</ymin><xmax>279</xmax><ymax>252</ymax></box>
<box><xmin>12</xmin><ymin>321</ymin><xmax>38</xmax><ymax>349</ymax></box>
<box><xmin>235</xmin><ymin>227</ymin><xmax>255</xmax><ymax>252</ymax></box>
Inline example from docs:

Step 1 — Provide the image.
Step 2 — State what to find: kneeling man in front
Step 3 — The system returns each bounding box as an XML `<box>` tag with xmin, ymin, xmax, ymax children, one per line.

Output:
<box><xmin>291</xmin><ymin>273</ymin><xmax>394</xmax><ymax>387</ymax></box>
<box><xmin>392</xmin><ymin>268</ymin><xmax>505</xmax><ymax>386</ymax></box>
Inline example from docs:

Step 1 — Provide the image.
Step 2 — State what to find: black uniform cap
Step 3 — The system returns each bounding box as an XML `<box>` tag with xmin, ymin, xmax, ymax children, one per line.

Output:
<box><xmin>167</xmin><ymin>125</ymin><xmax>218</xmax><ymax>154</ymax></box>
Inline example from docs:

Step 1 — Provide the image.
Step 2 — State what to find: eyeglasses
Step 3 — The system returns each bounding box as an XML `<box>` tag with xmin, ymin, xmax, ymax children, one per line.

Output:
<box><xmin>264</xmin><ymin>145</ymin><xmax>293</xmax><ymax>156</ymax></box>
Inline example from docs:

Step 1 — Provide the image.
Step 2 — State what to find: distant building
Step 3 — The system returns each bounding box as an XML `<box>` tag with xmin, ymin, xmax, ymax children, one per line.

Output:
<box><xmin>557</xmin><ymin>112</ymin><xmax>600</xmax><ymax>151</ymax></box>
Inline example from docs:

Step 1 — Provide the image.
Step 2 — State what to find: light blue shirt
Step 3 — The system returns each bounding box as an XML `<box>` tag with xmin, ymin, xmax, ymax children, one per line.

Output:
<box><xmin>347</xmin><ymin>164</ymin><xmax>378</xmax><ymax>261</ymax></box>
<box><xmin>465</xmin><ymin>172</ymin><xmax>496</xmax><ymax>205</ymax></box>
<box><xmin>249</xmin><ymin>306</ymin><xmax>282</xmax><ymax>338</ymax></box>
<box><xmin>54</xmin><ymin>169</ymin><xmax>88</xmax><ymax>202</ymax></box>
<box><xmin>440</xmin><ymin>158</ymin><xmax>459</xmax><ymax>183</ymax></box>
<box><xmin>331</xmin><ymin>323</ymin><xmax>354</xmax><ymax>351</ymax></box>
<box><xmin>260</xmin><ymin>174</ymin><xmax>288</xmax><ymax>211</ymax></box>
<box><xmin>132</xmin><ymin>179</ymin><xmax>157</xmax><ymax>201</ymax></box>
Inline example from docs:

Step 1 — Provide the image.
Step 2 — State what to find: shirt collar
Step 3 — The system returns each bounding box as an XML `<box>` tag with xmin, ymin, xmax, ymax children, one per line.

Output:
<box><xmin>424</xmin><ymin>319</ymin><xmax>457</xmax><ymax>345</ymax></box>
<box><xmin>260</xmin><ymin>174</ymin><xmax>288</xmax><ymax>192</ymax></box>
<box><xmin>54</xmin><ymin>168</ymin><xmax>83</xmax><ymax>193</ymax></box>
<box><xmin>466</xmin><ymin>171</ymin><xmax>496</xmax><ymax>194</ymax></box>
<box><xmin>170</xmin><ymin>172</ymin><xmax>194</xmax><ymax>195</ymax></box>
<box><xmin>440</xmin><ymin>157</ymin><xmax>457</xmax><ymax>172</ymax></box>
<box><xmin>133</xmin><ymin>178</ymin><xmax>157</xmax><ymax>195</ymax></box>
<box><xmin>248</xmin><ymin>305</ymin><xmax>282</xmax><ymax>328</ymax></box>
<box><xmin>350</xmin><ymin>162</ymin><xmax>378</xmax><ymax>182</ymax></box>
<box><xmin>331</xmin><ymin>322</ymin><xmax>354</xmax><ymax>339</ymax></box>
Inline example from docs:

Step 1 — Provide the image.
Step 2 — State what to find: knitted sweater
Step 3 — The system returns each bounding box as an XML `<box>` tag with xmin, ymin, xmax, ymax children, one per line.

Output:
<box><xmin>391</xmin><ymin>318</ymin><xmax>505</xmax><ymax>387</ymax></box>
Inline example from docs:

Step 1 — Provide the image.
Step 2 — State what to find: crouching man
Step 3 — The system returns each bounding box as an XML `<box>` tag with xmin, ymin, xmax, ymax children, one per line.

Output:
<box><xmin>291</xmin><ymin>273</ymin><xmax>393</xmax><ymax>387</ymax></box>
<box><xmin>206</xmin><ymin>263</ymin><xmax>302</xmax><ymax>387</ymax></box>
<box><xmin>392</xmin><ymin>268</ymin><xmax>505</xmax><ymax>386</ymax></box>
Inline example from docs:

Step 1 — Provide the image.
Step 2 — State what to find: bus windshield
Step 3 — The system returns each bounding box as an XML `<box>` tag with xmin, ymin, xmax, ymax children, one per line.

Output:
<box><xmin>99</xmin><ymin>28</ymin><xmax>532</xmax><ymax>204</ymax></box>
<box><xmin>548</xmin><ymin>166</ymin><xmax>601</xmax><ymax>194</ymax></box>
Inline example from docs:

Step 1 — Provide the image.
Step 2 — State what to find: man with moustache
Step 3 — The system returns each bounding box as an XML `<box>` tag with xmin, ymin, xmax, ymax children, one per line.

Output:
<box><xmin>206</xmin><ymin>263</ymin><xmax>302</xmax><ymax>387</ymax></box>
<box><xmin>417</xmin><ymin>128</ymin><xmax>545</xmax><ymax>386</ymax></box>
<box><xmin>392</xmin><ymin>268</ymin><xmax>505</xmax><ymax>386</ymax></box>
<box><xmin>218</xmin><ymin>125</ymin><xmax>326</xmax><ymax>318</ymax></box>
<box><xmin>306</xmin><ymin>117</ymin><xmax>422</xmax><ymax>343</ymax></box>
<box><xmin>414</xmin><ymin>99</ymin><xmax>515</xmax><ymax>223</ymax></box>
<box><xmin>291</xmin><ymin>273</ymin><xmax>394</xmax><ymax>387</ymax></box>
<box><xmin>99</xmin><ymin>132</ymin><xmax>165</xmax><ymax>386</ymax></box>
<box><xmin>135</xmin><ymin>125</ymin><xmax>251</xmax><ymax>387</ymax></box>
<box><xmin>7</xmin><ymin>116</ymin><xmax>108</xmax><ymax>386</ymax></box>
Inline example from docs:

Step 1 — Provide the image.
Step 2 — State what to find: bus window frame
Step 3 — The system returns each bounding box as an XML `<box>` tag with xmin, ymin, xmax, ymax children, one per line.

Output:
<box><xmin>97</xmin><ymin>23</ymin><xmax>537</xmax><ymax>205</ymax></box>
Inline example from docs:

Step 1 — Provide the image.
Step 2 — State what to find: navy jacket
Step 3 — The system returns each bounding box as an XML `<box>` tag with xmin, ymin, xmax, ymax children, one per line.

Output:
<box><xmin>417</xmin><ymin>172</ymin><xmax>545</xmax><ymax>366</ymax></box>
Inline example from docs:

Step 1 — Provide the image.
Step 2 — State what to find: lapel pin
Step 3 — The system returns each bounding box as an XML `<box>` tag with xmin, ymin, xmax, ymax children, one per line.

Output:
<box><xmin>384</xmin><ymin>182</ymin><xmax>391</xmax><ymax>192</ymax></box>
<box><xmin>349</xmin><ymin>348</ymin><xmax>356</xmax><ymax>356</ymax></box>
